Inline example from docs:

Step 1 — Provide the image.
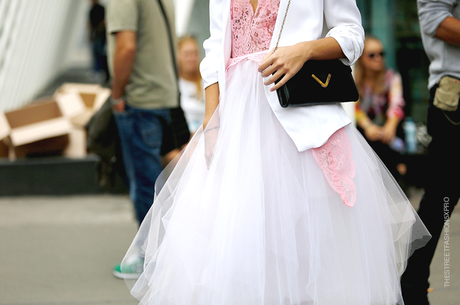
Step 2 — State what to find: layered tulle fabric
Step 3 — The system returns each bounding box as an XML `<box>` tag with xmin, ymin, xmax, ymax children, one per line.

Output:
<box><xmin>121</xmin><ymin>59</ymin><xmax>430</xmax><ymax>305</ymax></box>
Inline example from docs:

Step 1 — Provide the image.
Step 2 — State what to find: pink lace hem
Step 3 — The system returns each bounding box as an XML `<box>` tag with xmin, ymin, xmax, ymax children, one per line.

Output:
<box><xmin>312</xmin><ymin>128</ymin><xmax>357</xmax><ymax>207</ymax></box>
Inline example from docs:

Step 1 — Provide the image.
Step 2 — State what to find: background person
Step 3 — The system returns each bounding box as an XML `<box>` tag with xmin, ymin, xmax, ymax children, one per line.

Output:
<box><xmin>161</xmin><ymin>35</ymin><xmax>204</xmax><ymax>165</ymax></box>
<box><xmin>401</xmin><ymin>0</ymin><xmax>460</xmax><ymax>304</ymax></box>
<box><xmin>354</xmin><ymin>36</ymin><xmax>407</xmax><ymax>181</ymax></box>
<box><xmin>178</xmin><ymin>35</ymin><xmax>205</xmax><ymax>134</ymax></box>
<box><xmin>106</xmin><ymin>0</ymin><xmax>180</xmax><ymax>279</ymax></box>
<box><xmin>89</xmin><ymin>0</ymin><xmax>109</xmax><ymax>83</ymax></box>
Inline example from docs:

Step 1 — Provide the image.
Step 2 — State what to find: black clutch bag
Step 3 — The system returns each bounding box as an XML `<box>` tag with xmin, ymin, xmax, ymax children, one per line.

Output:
<box><xmin>275</xmin><ymin>59</ymin><xmax>359</xmax><ymax>108</ymax></box>
<box><xmin>273</xmin><ymin>0</ymin><xmax>359</xmax><ymax>108</ymax></box>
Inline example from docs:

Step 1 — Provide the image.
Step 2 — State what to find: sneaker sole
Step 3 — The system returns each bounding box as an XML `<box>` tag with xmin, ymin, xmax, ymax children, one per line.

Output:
<box><xmin>112</xmin><ymin>270</ymin><xmax>141</xmax><ymax>280</ymax></box>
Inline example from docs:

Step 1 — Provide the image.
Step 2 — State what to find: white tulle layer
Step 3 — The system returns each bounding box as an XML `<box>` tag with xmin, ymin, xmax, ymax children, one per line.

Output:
<box><xmin>122</xmin><ymin>59</ymin><xmax>430</xmax><ymax>305</ymax></box>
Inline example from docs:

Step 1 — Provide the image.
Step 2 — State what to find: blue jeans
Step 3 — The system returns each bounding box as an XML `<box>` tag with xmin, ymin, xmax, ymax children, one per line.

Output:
<box><xmin>113</xmin><ymin>104</ymin><xmax>171</xmax><ymax>224</ymax></box>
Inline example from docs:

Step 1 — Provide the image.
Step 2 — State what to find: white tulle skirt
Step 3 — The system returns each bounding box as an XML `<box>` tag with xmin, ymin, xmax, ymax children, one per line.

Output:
<box><xmin>121</xmin><ymin>59</ymin><xmax>430</xmax><ymax>305</ymax></box>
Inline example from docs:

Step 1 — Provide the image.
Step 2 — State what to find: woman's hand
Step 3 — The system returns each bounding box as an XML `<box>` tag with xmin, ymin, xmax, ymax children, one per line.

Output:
<box><xmin>203</xmin><ymin>83</ymin><xmax>220</xmax><ymax>129</ymax></box>
<box><xmin>203</xmin><ymin>117</ymin><xmax>211</xmax><ymax>130</ymax></box>
<box><xmin>258</xmin><ymin>37</ymin><xmax>345</xmax><ymax>91</ymax></box>
<box><xmin>365</xmin><ymin>124</ymin><xmax>383</xmax><ymax>142</ymax></box>
<box><xmin>258</xmin><ymin>43</ymin><xmax>308</xmax><ymax>92</ymax></box>
<box><xmin>381</xmin><ymin>116</ymin><xmax>400</xmax><ymax>144</ymax></box>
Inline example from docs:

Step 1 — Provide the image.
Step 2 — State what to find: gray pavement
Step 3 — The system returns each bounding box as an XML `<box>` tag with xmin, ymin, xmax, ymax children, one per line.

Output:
<box><xmin>0</xmin><ymin>189</ymin><xmax>458</xmax><ymax>305</ymax></box>
<box><xmin>0</xmin><ymin>196</ymin><xmax>138</xmax><ymax>305</ymax></box>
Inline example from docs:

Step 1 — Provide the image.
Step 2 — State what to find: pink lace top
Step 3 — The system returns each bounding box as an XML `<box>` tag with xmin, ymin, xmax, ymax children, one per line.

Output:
<box><xmin>230</xmin><ymin>0</ymin><xmax>280</xmax><ymax>58</ymax></box>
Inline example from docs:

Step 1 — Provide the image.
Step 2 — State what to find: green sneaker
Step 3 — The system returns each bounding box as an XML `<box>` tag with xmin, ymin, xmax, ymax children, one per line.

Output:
<box><xmin>112</xmin><ymin>256</ymin><xmax>144</xmax><ymax>279</ymax></box>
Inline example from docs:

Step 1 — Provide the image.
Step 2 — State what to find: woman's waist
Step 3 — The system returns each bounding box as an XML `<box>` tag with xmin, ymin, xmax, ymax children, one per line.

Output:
<box><xmin>227</xmin><ymin>51</ymin><xmax>269</xmax><ymax>70</ymax></box>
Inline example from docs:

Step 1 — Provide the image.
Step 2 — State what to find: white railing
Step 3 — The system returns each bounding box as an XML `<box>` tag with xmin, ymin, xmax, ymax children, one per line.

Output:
<box><xmin>0</xmin><ymin>0</ymin><xmax>87</xmax><ymax>112</ymax></box>
<box><xmin>0</xmin><ymin>0</ymin><xmax>207</xmax><ymax>113</ymax></box>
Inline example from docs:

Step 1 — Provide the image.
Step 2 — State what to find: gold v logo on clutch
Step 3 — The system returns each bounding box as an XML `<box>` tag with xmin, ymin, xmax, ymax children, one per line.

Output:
<box><xmin>311</xmin><ymin>74</ymin><xmax>331</xmax><ymax>88</ymax></box>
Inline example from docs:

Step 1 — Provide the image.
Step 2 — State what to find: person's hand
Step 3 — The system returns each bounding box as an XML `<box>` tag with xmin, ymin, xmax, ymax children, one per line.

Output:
<box><xmin>365</xmin><ymin>124</ymin><xmax>383</xmax><ymax>142</ymax></box>
<box><xmin>258</xmin><ymin>43</ymin><xmax>308</xmax><ymax>92</ymax></box>
<box><xmin>203</xmin><ymin>117</ymin><xmax>210</xmax><ymax>130</ymax></box>
<box><xmin>381</xmin><ymin>117</ymin><xmax>399</xmax><ymax>144</ymax></box>
<box><xmin>203</xmin><ymin>114</ymin><xmax>219</xmax><ymax>169</ymax></box>
<box><xmin>112</xmin><ymin>99</ymin><xmax>126</xmax><ymax>113</ymax></box>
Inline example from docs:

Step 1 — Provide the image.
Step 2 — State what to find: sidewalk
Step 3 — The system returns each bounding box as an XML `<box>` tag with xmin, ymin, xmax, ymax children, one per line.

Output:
<box><xmin>0</xmin><ymin>190</ymin><xmax>458</xmax><ymax>305</ymax></box>
<box><xmin>0</xmin><ymin>195</ymin><xmax>138</xmax><ymax>305</ymax></box>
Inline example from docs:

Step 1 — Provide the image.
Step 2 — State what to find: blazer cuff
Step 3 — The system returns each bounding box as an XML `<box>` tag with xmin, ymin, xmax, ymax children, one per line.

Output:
<box><xmin>326</xmin><ymin>29</ymin><xmax>363</xmax><ymax>66</ymax></box>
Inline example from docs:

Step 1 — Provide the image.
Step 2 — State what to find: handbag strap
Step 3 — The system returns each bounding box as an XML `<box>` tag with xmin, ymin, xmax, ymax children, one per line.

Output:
<box><xmin>274</xmin><ymin>0</ymin><xmax>292</xmax><ymax>52</ymax></box>
<box><xmin>155</xmin><ymin>0</ymin><xmax>181</xmax><ymax>104</ymax></box>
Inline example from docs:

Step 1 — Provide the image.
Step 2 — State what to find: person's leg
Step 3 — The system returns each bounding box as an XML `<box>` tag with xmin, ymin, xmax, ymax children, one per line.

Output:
<box><xmin>401</xmin><ymin>99</ymin><xmax>460</xmax><ymax>304</ymax></box>
<box><xmin>112</xmin><ymin>106</ymin><xmax>171</xmax><ymax>279</ymax></box>
<box><xmin>130</xmin><ymin>108</ymin><xmax>170</xmax><ymax>224</ymax></box>
<box><xmin>401</xmin><ymin>190</ymin><xmax>459</xmax><ymax>304</ymax></box>
<box><xmin>114</xmin><ymin>105</ymin><xmax>171</xmax><ymax>225</ymax></box>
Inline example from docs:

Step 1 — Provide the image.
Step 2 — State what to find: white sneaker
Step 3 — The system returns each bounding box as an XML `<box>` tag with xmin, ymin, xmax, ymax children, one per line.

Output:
<box><xmin>112</xmin><ymin>256</ymin><xmax>144</xmax><ymax>279</ymax></box>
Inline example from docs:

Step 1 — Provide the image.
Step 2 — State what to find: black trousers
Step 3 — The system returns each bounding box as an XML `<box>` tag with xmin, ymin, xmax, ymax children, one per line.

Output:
<box><xmin>401</xmin><ymin>87</ymin><xmax>460</xmax><ymax>304</ymax></box>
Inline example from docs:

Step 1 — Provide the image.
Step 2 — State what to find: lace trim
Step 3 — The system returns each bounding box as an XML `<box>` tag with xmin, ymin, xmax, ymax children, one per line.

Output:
<box><xmin>312</xmin><ymin>128</ymin><xmax>357</xmax><ymax>207</ymax></box>
<box><xmin>231</xmin><ymin>0</ymin><xmax>280</xmax><ymax>58</ymax></box>
<box><xmin>227</xmin><ymin>51</ymin><xmax>267</xmax><ymax>69</ymax></box>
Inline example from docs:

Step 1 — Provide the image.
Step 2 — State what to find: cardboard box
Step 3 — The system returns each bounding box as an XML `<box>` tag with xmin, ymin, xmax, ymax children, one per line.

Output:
<box><xmin>12</xmin><ymin>135</ymin><xmax>69</xmax><ymax>158</ymax></box>
<box><xmin>4</xmin><ymin>98</ymin><xmax>73</xmax><ymax>147</ymax></box>
<box><xmin>55</xmin><ymin>83</ymin><xmax>111</xmax><ymax>128</ymax></box>
<box><xmin>0</xmin><ymin>112</ymin><xmax>10</xmax><ymax>141</ymax></box>
<box><xmin>0</xmin><ymin>139</ymin><xmax>8</xmax><ymax>158</ymax></box>
<box><xmin>64</xmin><ymin>127</ymin><xmax>87</xmax><ymax>158</ymax></box>
<box><xmin>54</xmin><ymin>92</ymin><xmax>87</xmax><ymax>118</ymax></box>
<box><xmin>0</xmin><ymin>97</ymin><xmax>85</xmax><ymax>159</ymax></box>
<box><xmin>0</xmin><ymin>83</ymin><xmax>109</xmax><ymax>160</ymax></box>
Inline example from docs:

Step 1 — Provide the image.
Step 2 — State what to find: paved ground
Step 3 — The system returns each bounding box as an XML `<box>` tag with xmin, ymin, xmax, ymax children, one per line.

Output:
<box><xmin>0</xmin><ymin>195</ymin><xmax>138</xmax><ymax>305</ymax></box>
<box><xmin>0</xmin><ymin>189</ymin><xmax>458</xmax><ymax>305</ymax></box>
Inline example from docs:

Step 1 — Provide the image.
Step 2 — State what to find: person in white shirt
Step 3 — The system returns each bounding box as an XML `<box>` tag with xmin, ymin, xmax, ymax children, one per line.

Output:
<box><xmin>178</xmin><ymin>35</ymin><xmax>205</xmax><ymax>134</ymax></box>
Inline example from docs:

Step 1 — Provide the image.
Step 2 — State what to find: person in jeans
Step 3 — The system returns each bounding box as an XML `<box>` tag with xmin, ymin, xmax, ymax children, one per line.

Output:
<box><xmin>401</xmin><ymin>0</ymin><xmax>460</xmax><ymax>304</ymax></box>
<box><xmin>106</xmin><ymin>0</ymin><xmax>180</xmax><ymax>279</ymax></box>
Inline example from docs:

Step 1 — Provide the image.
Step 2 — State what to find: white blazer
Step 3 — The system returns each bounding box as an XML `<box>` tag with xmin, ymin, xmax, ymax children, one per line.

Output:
<box><xmin>200</xmin><ymin>0</ymin><xmax>365</xmax><ymax>151</ymax></box>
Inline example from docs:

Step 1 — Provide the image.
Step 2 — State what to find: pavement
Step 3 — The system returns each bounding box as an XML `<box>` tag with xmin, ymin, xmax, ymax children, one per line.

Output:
<box><xmin>0</xmin><ymin>195</ymin><xmax>138</xmax><ymax>305</ymax></box>
<box><xmin>0</xmin><ymin>188</ymin><xmax>458</xmax><ymax>305</ymax></box>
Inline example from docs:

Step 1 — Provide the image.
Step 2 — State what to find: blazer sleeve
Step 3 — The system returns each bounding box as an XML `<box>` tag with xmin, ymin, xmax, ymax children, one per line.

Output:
<box><xmin>199</xmin><ymin>0</ymin><xmax>226</xmax><ymax>89</ymax></box>
<box><xmin>323</xmin><ymin>0</ymin><xmax>365</xmax><ymax>66</ymax></box>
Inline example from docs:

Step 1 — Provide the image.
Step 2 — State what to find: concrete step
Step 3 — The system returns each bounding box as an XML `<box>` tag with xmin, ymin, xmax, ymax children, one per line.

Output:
<box><xmin>0</xmin><ymin>154</ymin><xmax>127</xmax><ymax>196</ymax></box>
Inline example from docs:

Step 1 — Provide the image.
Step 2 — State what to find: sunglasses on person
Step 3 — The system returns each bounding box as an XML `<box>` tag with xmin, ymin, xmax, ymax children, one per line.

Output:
<box><xmin>367</xmin><ymin>51</ymin><xmax>385</xmax><ymax>59</ymax></box>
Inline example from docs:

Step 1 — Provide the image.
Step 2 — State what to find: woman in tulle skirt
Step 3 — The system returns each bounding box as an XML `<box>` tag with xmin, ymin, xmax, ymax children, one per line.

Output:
<box><xmin>120</xmin><ymin>0</ymin><xmax>431</xmax><ymax>304</ymax></box>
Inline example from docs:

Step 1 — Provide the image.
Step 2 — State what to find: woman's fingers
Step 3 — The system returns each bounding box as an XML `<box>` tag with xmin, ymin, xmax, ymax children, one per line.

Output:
<box><xmin>258</xmin><ymin>45</ymin><xmax>306</xmax><ymax>91</ymax></box>
<box><xmin>267</xmin><ymin>71</ymin><xmax>292</xmax><ymax>91</ymax></box>
<box><xmin>260</xmin><ymin>62</ymin><xmax>278</xmax><ymax>78</ymax></box>
<box><xmin>259</xmin><ymin>49</ymin><xmax>276</xmax><ymax>72</ymax></box>
<box><xmin>264</xmin><ymin>69</ymin><xmax>284</xmax><ymax>84</ymax></box>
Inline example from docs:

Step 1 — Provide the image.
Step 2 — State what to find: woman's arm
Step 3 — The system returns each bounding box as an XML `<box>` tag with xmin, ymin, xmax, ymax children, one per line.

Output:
<box><xmin>381</xmin><ymin>72</ymin><xmax>405</xmax><ymax>143</ymax></box>
<box><xmin>203</xmin><ymin>83</ymin><xmax>220</xmax><ymax>129</ymax></box>
<box><xmin>200</xmin><ymin>0</ymin><xmax>226</xmax><ymax>127</ymax></box>
<box><xmin>323</xmin><ymin>0</ymin><xmax>365</xmax><ymax>65</ymax></box>
<box><xmin>356</xmin><ymin>106</ymin><xmax>384</xmax><ymax>142</ymax></box>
